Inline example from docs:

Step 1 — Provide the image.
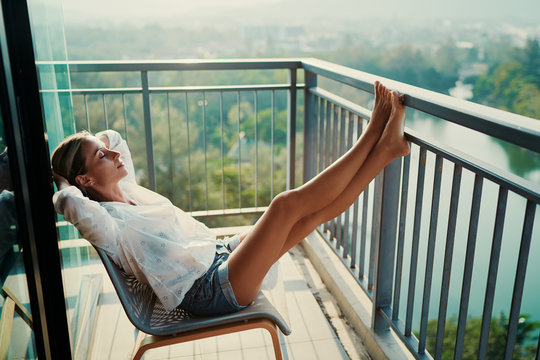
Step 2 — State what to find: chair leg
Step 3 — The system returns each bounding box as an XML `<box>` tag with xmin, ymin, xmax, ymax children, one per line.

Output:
<box><xmin>131</xmin><ymin>330</ymin><xmax>147</xmax><ymax>360</ymax></box>
<box><xmin>264</xmin><ymin>323</ymin><xmax>283</xmax><ymax>360</ymax></box>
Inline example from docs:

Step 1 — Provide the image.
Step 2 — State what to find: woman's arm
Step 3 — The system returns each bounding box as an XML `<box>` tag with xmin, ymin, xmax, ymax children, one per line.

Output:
<box><xmin>53</xmin><ymin>184</ymin><xmax>121</xmax><ymax>251</ymax></box>
<box><xmin>95</xmin><ymin>130</ymin><xmax>137</xmax><ymax>184</ymax></box>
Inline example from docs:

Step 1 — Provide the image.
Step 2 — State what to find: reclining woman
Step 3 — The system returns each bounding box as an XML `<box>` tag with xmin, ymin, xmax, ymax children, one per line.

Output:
<box><xmin>51</xmin><ymin>82</ymin><xmax>409</xmax><ymax>316</ymax></box>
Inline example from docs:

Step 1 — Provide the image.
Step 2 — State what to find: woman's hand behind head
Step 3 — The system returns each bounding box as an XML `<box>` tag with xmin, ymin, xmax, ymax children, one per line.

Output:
<box><xmin>52</xmin><ymin>169</ymin><xmax>71</xmax><ymax>190</ymax></box>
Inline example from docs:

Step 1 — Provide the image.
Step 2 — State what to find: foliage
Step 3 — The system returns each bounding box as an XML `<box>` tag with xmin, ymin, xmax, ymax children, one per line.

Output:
<box><xmin>321</xmin><ymin>42</ymin><xmax>459</xmax><ymax>95</ymax></box>
<box><xmin>424</xmin><ymin>313</ymin><xmax>540</xmax><ymax>359</ymax></box>
<box><xmin>470</xmin><ymin>38</ymin><xmax>540</xmax><ymax>119</ymax></box>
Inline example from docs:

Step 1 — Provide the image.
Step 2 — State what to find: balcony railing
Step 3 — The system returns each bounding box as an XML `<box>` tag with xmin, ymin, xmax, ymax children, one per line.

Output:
<box><xmin>41</xmin><ymin>58</ymin><xmax>540</xmax><ymax>359</ymax></box>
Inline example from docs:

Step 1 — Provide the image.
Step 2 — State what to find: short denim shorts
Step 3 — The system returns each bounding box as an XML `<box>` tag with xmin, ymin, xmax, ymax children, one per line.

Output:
<box><xmin>178</xmin><ymin>237</ymin><xmax>247</xmax><ymax>316</ymax></box>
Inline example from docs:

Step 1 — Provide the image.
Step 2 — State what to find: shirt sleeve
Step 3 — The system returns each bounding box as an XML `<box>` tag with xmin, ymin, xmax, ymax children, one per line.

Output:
<box><xmin>53</xmin><ymin>185</ymin><xmax>120</xmax><ymax>252</ymax></box>
<box><xmin>95</xmin><ymin>129</ymin><xmax>137</xmax><ymax>184</ymax></box>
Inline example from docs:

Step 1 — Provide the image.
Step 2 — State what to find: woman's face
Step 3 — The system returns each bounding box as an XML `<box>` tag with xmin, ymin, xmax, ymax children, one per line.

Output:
<box><xmin>78</xmin><ymin>137</ymin><xmax>127</xmax><ymax>188</ymax></box>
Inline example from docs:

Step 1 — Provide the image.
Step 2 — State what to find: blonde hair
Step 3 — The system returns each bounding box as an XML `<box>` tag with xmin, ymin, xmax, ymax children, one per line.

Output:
<box><xmin>51</xmin><ymin>131</ymin><xmax>93</xmax><ymax>191</ymax></box>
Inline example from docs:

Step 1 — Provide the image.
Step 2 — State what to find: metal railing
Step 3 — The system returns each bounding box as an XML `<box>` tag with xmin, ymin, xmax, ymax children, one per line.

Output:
<box><xmin>302</xmin><ymin>58</ymin><xmax>540</xmax><ymax>360</ymax></box>
<box><xmin>42</xmin><ymin>58</ymin><xmax>540</xmax><ymax>359</ymax></box>
<box><xmin>43</xmin><ymin>59</ymin><xmax>303</xmax><ymax>218</ymax></box>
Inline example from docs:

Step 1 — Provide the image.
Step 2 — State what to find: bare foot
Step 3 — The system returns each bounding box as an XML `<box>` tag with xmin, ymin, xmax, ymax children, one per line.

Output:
<box><xmin>367</xmin><ymin>81</ymin><xmax>393</xmax><ymax>135</ymax></box>
<box><xmin>379</xmin><ymin>91</ymin><xmax>410</xmax><ymax>158</ymax></box>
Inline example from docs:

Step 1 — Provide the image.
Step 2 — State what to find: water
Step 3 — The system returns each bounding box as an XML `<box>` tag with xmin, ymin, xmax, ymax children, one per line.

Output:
<box><xmin>399</xmin><ymin>102</ymin><xmax>540</xmax><ymax>334</ymax></box>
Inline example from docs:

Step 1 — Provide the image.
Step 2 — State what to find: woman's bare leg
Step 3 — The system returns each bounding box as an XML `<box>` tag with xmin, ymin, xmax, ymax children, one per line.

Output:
<box><xmin>278</xmin><ymin>81</ymin><xmax>392</xmax><ymax>214</ymax></box>
<box><xmin>277</xmin><ymin>91</ymin><xmax>409</xmax><ymax>257</ymax></box>
<box><xmin>228</xmin><ymin>84</ymin><xmax>405</xmax><ymax>305</ymax></box>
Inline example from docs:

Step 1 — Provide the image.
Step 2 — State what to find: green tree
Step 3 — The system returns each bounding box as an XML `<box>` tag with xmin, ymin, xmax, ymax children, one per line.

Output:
<box><xmin>424</xmin><ymin>313</ymin><xmax>540</xmax><ymax>359</ymax></box>
<box><xmin>471</xmin><ymin>37</ymin><xmax>540</xmax><ymax>120</ymax></box>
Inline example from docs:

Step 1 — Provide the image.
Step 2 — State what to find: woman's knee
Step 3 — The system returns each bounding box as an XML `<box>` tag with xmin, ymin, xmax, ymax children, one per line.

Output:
<box><xmin>269</xmin><ymin>190</ymin><xmax>298</xmax><ymax>215</ymax></box>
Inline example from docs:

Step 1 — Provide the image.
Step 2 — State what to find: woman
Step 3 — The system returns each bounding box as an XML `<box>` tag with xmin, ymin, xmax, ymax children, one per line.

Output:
<box><xmin>52</xmin><ymin>82</ymin><xmax>409</xmax><ymax>316</ymax></box>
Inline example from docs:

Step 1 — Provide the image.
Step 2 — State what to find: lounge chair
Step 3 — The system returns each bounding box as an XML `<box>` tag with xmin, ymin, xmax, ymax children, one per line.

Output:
<box><xmin>94</xmin><ymin>246</ymin><xmax>291</xmax><ymax>359</ymax></box>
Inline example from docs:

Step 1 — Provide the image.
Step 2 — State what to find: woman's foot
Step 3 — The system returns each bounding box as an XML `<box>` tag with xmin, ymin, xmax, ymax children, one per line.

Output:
<box><xmin>367</xmin><ymin>81</ymin><xmax>393</xmax><ymax>135</ymax></box>
<box><xmin>378</xmin><ymin>91</ymin><xmax>410</xmax><ymax>158</ymax></box>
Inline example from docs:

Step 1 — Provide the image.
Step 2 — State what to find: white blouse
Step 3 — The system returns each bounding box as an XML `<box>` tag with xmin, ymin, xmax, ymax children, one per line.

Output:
<box><xmin>53</xmin><ymin>130</ymin><xmax>216</xmax><ymax>311</ymax></box>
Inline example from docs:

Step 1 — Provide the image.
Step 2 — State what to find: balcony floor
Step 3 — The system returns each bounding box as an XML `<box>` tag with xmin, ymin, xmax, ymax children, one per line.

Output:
<box><xmin>65</xmin><ymin>238</ymin><xmax>364</xmax><ymax>359</ymax></box>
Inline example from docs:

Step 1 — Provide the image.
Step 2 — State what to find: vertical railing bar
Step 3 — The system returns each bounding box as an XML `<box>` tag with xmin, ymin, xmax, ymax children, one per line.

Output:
<box><xmin>84</xmin><ymin>94</ymin><xmax>90</xmax><ymax>131</ymax></box>
<box><xmin>70</xmin><ymin>94</ymin><xmax>77</xmax><ymax>133</ymax></box>
<box><xmin>304</xmin><ymin>71</ymin><xmax>318</xmax><ymax>197</ymax></box>
<box><xmin>287</xmin><ymin>68</ymin><xmax>297</xmax><ymax>190</ymax></box>
<box><xmin>359</xmin><ymin>193</ymin><xmax>368</xmax><ymax>276</ymax></box>
<box><xmin>325</xmin><ymin>100</ymin><xmax>332</xmax><ymax>168</ymax></box>
<box><xmin>122</xmin><ymin>93</ymin><xmax>128</xmax><ymax>143</ymax></box>
<box><xmin>477</xmin><ymin>186</ymin><xmax>508</xmax><ymax>360</ymax></box>
<box><xmin>220</xmin><ymin>91</ymin><xmax>225</xmax><ymax>210</ymax></box>
<box><xmin>405</xmin><ymin>146</ymin><xmax>427</xmax><ymax>336</ymax></box>
<box><xmin>350</xmin><ymin>115</ymin><xmax>363</xmax><ymax>269</ymax></box>
<box><xmin>372</xmin><ymin>154</ymin><xmax>402</xmax><ymax>331</ymax></box>
<box><xmin>271</xmin><ymin>90</ymin><xmax>275</xmax><ymax>200</ymax></box>
<box><xmin>435</xmin><ymin>164</ymin><xmax>462</xmax><ymax>360</ymax></box>
<box><xmin>324</xmin><ymin>100</ymin><xmax>332</xmax><ymax>235</ymax></box>
<box><xmin>503</xmin><ymin>200</ymin><xmax>536</xmax><ymax>360</ymax></box>
<box><xmin>318</xmin><ymin>96</ymin><xmax>324</xmax><ymax>173</ymax></box>
<box><xmin>254</xmin><ymin>91</ymin><xmax>258</xmax><ymax>208</ymax></box>
<box><xmin>202</xmin><ymin>92</ymin><xmax>209</xmax><ymax>211</ymax></box>
<box><xmin>315</xmin><ymin>95</ymin><xmax>324</xmax><ymax>234</ymax></box>
<box><xmin>337</xmin><ymin>107</ymin><xmax>347</xmax><ymax>252</ymax></box>
<box><xmin>237</xmin><ymin>91</ymin><xmax>242</xmax><ymax>209</ymax></box>
<box><xmin>332</xmin><ymin>104</ymin><xmax>339</xmax><ymax>165</ymax></box>
<box><xmin>342</xmin><ymin>111</ymin><xmax>354</xmax><ymax>260</ymax></box>
<box><xmin>369</xmin><ymin>171</ymin><xmax>383</xmax><ymax>290</ymax></box>
<box><xmin>454</xmin><ymin>174</ymin><xmax>484</xmax><ymax>360</ymax></box>
<box><xmin>392</xmin><ymin>151</ymin><xmax>411</xmax><ymax>321</ymax></box>
<box><xmin>359</xmin><ymin>116</ymin><xmax>368</xmax><ymax>278</ymax></box>
<box><xmin>141</xmin><ymin>70</ymin><xmax>156</xmax><ymax>191</ymax></box>
<box><xmin>331</xmin><ymin>103</ymin><xmax>339</xmax><ymax>244</ymax></box>
<box><xmin>102</xmin><ymin>93</ymin><xmax>109</xmax><ymax>129</ymax></box>
<box><xmin>419</xmin><ymin>154</ymin><xmax>444</xmax><ymax>354</ymax></box>
<box><xmin>185</xmin><ymin>92</ymin><xmax>192</xmax><ymax>212</ymax></box>
<box><xmin>166</xmin><ymin>92</ymin><xmax>174</xmax><ymax>203</ymax></box>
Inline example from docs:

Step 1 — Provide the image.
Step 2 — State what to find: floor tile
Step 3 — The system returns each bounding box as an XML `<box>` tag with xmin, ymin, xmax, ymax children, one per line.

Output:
<box><xmin>86</xmin><ymin>250</ymin><xmax>357</xmax><ymax>359</ymax></box>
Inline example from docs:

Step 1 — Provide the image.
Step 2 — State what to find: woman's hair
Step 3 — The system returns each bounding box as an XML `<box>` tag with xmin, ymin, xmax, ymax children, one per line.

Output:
<box><xmin>51</xmin><ymin>130</ymin><xmax>93</xmax><ymax>191</ymax></box>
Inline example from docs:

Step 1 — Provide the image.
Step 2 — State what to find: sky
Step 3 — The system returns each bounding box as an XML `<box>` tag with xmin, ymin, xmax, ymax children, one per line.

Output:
<box><xmin>62</xmin><ymin>0</ymin><xmax>540</xmax><ymax>27</ymax></box>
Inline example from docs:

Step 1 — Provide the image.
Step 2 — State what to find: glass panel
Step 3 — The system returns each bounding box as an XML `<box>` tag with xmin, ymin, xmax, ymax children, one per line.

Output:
<box><xmin>0</xmin><ymin>112</ymin><xmax>36</xmax><ymax>358</ymax></box>
<box><xmin>28</xmin><ymin>0</ymin><xmax>98</xmax><ymax>357</ymax></box>
<box><xmin>28</xmin><ymin>0</ymin><xmax>75</xmax><ymax>151</ymax></box>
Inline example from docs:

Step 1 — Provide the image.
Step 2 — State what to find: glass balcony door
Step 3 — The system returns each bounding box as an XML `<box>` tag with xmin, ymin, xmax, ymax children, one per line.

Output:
<box><xmin>0</xmin><ymin>0</ymin><xmax>71</xmax><ymax>358</ymax></box>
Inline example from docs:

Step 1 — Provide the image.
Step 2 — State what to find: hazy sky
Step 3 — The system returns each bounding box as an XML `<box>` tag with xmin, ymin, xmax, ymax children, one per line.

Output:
<box><xmin>62</xmin><ymin>0</ymin><xmax>540</xmax><ymax>26</ymax></box>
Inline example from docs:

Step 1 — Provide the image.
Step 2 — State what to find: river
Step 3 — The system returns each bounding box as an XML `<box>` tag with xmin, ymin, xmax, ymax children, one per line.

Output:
<box><xmin>394</xmin><ymin>80</ymin><xmax>540</xmax><ymax>335</ymax></box>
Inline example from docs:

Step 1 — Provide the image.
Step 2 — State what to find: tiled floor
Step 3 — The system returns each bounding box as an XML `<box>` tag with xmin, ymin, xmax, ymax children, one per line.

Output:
<box><xmin>87</xmin><ymin>249</ymin><xmax>350</xmax><ymax>360</ymax></box>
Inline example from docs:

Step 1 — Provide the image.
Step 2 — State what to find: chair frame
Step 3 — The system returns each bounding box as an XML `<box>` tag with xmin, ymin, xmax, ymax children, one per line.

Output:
<box><xmin>94</xmin><ymin>246</ymin><xmax>290</xmax><ymax>360</ymax></box>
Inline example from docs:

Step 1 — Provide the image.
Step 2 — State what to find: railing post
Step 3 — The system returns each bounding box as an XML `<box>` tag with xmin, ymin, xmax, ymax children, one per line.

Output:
<box><xmin>303</xmin><ymin>70</ymin><xmax>317</xmax><ymax>183</ymax></box>
<box><xmin>287</xmin><ymin>68</ymin><xmax>297</xmax><ymax>190</ymax></box>
<box><xmin>372</xmin><ymin>157</ymin><xmax>402</xmax><ymax>331</ymax></box>
<box><xmin>141</xmin><ymin>70</ymin><xmax>156</xmax><ymax>191</ymax></box>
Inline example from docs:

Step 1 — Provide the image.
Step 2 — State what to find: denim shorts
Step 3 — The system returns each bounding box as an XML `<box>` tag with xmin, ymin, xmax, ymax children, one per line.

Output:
<box><xmin>178</xmin><ymin>238</ymin><xmax>247</xmax><ymax>316</ymax></box>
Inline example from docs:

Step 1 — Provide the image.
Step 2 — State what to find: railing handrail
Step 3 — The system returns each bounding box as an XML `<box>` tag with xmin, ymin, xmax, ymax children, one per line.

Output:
<box><xmin>41</xmin><ymin>84</ymin><xmax>303</xmax><ymax>94</ymax></box>
<box><xmin>406</xmin><ymin>128</ymin><xmax>540</xmax><ymax>203</ymax></box>
<box><xmin>301</xmin><ymin>57</ymin><xmax>540</xmax><ymax>154</ymax></box>
<box><xmin>38</xmin><ymin>58</ymin><xmax>303</xmax><ymax>72</ymax></box>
